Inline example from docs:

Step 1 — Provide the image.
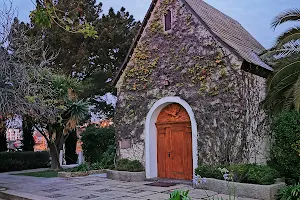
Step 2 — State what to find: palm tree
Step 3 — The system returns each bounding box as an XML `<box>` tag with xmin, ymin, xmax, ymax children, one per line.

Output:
<box><xmin>263</xmin><ymin>9</ymin><xmax>300</xmax><ymax>115</ymax></box>
<box><xmin>34</xmin><ymin>75</ymin><xmax>89</xmax><ymax>170</ymax></box>
<box><xmin>271</xmin><ymin>8</ymin><xmax>300</xmax><ymax>52</ymax></box>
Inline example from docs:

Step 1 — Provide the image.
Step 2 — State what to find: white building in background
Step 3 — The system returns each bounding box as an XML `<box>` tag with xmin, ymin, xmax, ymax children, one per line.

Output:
<box><xmin>6</xmin><ymin>128</ymin><xmax>23</xmax><ymax>150</ymax></box>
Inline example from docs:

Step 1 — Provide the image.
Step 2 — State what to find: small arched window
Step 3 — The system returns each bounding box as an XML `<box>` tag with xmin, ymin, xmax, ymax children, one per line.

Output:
<box><xmin>164</xmin><ymin>10</ymin><xmax>172</xmax><ymax>31</ymax></box>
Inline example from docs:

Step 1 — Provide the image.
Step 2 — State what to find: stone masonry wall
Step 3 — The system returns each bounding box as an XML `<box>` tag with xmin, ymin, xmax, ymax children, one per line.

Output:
<box><xmin>115</xmin><ymin>0</ymin><xmax>268</xmax><ymax>165</ymax></box>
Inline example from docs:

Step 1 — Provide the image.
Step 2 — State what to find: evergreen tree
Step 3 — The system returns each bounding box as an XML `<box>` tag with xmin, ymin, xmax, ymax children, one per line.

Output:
<box><xmin>81</xmin><ymin>7</ymin><xmax>141</xmax><ymax>117</ymax></box>
<box><xmin>22</xmin><ymin>116</ymin><xmax>35</xmax><ymax>151</ymax></box>
<box><xmin>0</xmin><ymin>116</ymin><xmax>7</xmax><ymax>152</ymax></box>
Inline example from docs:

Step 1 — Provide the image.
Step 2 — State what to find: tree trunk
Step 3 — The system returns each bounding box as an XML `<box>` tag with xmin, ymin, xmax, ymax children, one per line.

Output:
<box><xmin>0</xmin><ymin>117</ymin><xmax>7</xmax><ymax>152</ymax></box>
<box><xmin>49</xmin><ymin>143</ymin><xmax>61</xmax><ymax>170</ymax></box>
<box><xmin>65</xmin><ymin>130</ymin><xmax>78</xmax><ymax>164</ymax></box>
<box><xmin>22</xmin><ymin>115</ymin><xmax>35</xmax><ymax>151</ymax></box>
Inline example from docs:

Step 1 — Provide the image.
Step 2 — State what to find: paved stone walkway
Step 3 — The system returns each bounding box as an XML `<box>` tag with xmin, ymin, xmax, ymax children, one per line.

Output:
<box><xmin>0</xmin><ymin>169</ymin><xmax>257</xmax><ymax>200</ymax></box>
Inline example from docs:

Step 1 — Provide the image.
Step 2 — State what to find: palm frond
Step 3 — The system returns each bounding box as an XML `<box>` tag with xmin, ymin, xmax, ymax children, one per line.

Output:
<box><xmin>52</xmin><ymin>75</ymin><xmax>82</xmax><ymax>100</ymax></box>
<box><xmin>271</xmin><ymin>8</ymin><xmax>300</xmax><ymax>29</ymax></box>
<box><xmin>63</xmin><ymin>99</ymin><xmax>89</xmax><ymax>133</ymax></box>
<box><xmin>260</xmin><ymin>43</ymin><xmax>300</xmax><ymax>63</ymax></box>
<box><xmin>269</xmin><ymin>61</ymin><xmax>300</xmax><ymax>90</ymax></box>
<box><xmin>293</xmin><ymin>77</ymin><xmax>300</xmax><ymax>110</ymax></box>
<box><xmin>264</xmin><ymin>79</ymin><xmax>296</xmax><ymax>107</ymax></box>
<box><xmin>282</xmin><ymin>87</ymin><xmax>294</xmax><ymax>111</ymax></box>
<box><xmin>275</xmin><ymin>26</ymin><xmax>300</xmax><ymax>48</ymax></box>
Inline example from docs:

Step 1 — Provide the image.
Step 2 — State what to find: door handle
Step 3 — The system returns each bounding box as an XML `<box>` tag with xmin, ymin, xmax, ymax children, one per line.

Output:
<box><xmin>168</xmin><ymin>152</ymin><xmax>170</xmax><ymax>158</ymax></box>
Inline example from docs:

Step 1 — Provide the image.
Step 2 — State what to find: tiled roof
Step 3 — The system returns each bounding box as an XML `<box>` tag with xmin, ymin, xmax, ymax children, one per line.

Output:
<box><xmin>113</xmin><ymin>0</ymin><xmax>272</xmax><ymax>85</ymax></box>
<box><xmin>184</xmin><ymin>0</ymin><xmax>272</xmax><ymax>71</ymax></box>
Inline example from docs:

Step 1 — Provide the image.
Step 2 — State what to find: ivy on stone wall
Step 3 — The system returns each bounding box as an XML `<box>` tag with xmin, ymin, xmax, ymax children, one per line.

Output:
<box><xmin>115</xmin><ymin>0</ymin><xmax>268</xmax><ymax>164</ymax></box>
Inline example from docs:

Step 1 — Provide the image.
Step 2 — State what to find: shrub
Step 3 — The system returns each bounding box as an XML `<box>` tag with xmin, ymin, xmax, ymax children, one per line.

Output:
<box><xmin>81</xmin><ymin>126</ymin><xmax>115</xmax><ymax>163</ymax></box>
<box><xmin>195</xmin><ymin>164</ymin><xmax>280</xmax><ymax>185</ymax></box>
<box><xmin>0</xmin><ymin>151</ymin><xmax>50</xmax><ymax>172</ymax></box>
<box><xmin>169</xmin><ymin>190</ymin><xmax>191</xmax><ymax>200</ymax></box>
<box><xmin>278</xmin><ymin>183</ymin><xmax>300</xmax><ymax>200</ymax></box>
<box><xmin>246</xmin><ymin>165</ymin><xmax>280</xmax><ymax>185</ymax></box>
<box><xmin>114</xmin><ymin>159</ymin><xmax>144</xmax><ymax>172</ymax></box>
<box><xmin>70</xmin><ymin>163</ymin><xmax>90</xmax><ymax>172</ymax></box>
<box><xmin>90</xmin><ymin>162</ymin><xmax>103</xmax><ymax>170</ymax></box>
<box><xmin>269</xmin><ymin>111</ymin><xmax>300</xmax><ymax>184</ymax></box>
<box><xmin>100</xmin><ymin>145</ymin><xmax>115</xmax><ymax>169</ymax></box>
<box><xmin>195</xmin><ymin>165</ymin><xmax>223</xmax><ymax>180</ymax></box>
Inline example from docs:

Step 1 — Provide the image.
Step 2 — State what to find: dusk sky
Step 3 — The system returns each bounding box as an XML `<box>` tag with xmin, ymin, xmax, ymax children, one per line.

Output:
<box><xmin>8</xmin><ymin>0</ymin><xmax>299</xmax><ymax>48</ymax></box>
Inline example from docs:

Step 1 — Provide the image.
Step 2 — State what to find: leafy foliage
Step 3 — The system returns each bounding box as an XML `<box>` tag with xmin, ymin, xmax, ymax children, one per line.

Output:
<box><xmin>263</xmin><ymin>9</ymin><xmax>300</xmax><ymax>114</ymax></box>
<box><xmin>263</xmin><ymin>53</ymin><xmax>300</xmax><ymax>115</ymax></box>
<box><xmin>90</xmin><ymin>162</ymin><xmax>104</xmax><ymax>170</ymax></box>
<box><xmin>0</xmin><ymin>151</ymin><xmax>49</xmax><ymax>172</ymax></box>
<box><xmin>169</xmin><ymin>190</ymin><xmax>192</xmax><ymax>200</ymax></box>
<box><xmin>70</xmin><ymin>163</ymin><xmax>90</xmax><ymax>172</ymax></box>
<box><xmin>30</xmin><ymin>0</ymin><xmax>99</xmax><ymax>38</ymax></box>
<box><xmin>81</xmin><ymin>126</ymin><xmax>115</xmax><ymax>163</ymax></box>
<box><xmin>270</xmin><ymin>8</ymin><xmax>300</xmax><ymax>54</ymax></box>
<box><xmin>195</xmin><ymin>164</ymin><xmax>280</xmax><ymax>185</ymax></box>
<box><xmin>278</xmin><ymin>183</ymin><xmax>300</xmax><ymax>200</ymax></box>
<box><xmin>271</xmin><ymin>8</ymin><xmax>300</xmax><ymax>29</ymax></box>
<box><xmin>25</xmin><ymin>2</ymin><xmax>140</xmax><ymax>117</ymax></box>
<box><xmin>99</xmin><ymin>145</ymin><xmax>115</xmax><ymax>169</ymax></box>
<box><xmin>268</xmin><ymin>111</ymin><xmax>300</xmax><ymax>185</ymax></box>
<box><xmin>114</xmin><ymin>159</ymin><xmax>144</xmax><ymax>172</ymax></box>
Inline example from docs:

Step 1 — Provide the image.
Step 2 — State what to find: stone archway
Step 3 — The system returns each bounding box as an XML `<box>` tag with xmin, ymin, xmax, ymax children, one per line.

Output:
<box><xmin>145</xmin><ymin>96</ymin><xmax>198</xmax><ymax>179</ymax></box>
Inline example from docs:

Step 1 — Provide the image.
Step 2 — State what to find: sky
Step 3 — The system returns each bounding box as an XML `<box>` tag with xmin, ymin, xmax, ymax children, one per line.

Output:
<box><xmin>7</xmin><ymin>0</ymin><xmax>300</xmax><ymax>48</ymax></box>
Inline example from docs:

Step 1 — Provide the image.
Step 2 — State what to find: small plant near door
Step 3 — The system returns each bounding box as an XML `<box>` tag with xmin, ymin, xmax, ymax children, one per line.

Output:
<box><xmin>169</xmin><ymin>190</ymin><xmax>192</xmax><ymax>200</ymax></box>
<box><xmin>193</xmin><ymin>167</ymin><xmax>237</xmax><ymax>200</ymax></box>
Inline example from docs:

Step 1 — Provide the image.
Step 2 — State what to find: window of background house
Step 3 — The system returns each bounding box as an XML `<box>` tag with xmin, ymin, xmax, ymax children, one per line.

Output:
<box><xmin>165</xmin><ymin>10</ymin><xmax>172</xmax><ymax>31</ymax></box>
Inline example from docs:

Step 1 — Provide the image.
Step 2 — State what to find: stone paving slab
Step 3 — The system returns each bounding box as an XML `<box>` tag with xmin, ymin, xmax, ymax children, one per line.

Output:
<box><xmin>0</xmin><ymin>169</ymin><xmax>260</xmax><ymax>200</ymax></box>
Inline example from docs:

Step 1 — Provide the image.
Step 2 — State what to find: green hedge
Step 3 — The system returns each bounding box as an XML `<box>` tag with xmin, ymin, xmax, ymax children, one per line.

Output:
<box><xmin>0</xmin><ymin>151</ymin><xmax>50</xmax><ymax>172</ymax></box>
<box><xmin>81</xmin><ymin>126</ymin><xmax>115</xmax><ymax>163</ymax></box>
<box><xmin>195</xmin><ymin>164</ymin><xmax>280</xmax><ymax>185</ymax></box>
<box><xmin>114</xmin><ymin>159</ymin><xmax>144</xmax><ymax>172</ymax></box>
<box><xmin>268</xmin><ymin>111</ymin><xmax>300</xmax><ymax>185</ymax></box>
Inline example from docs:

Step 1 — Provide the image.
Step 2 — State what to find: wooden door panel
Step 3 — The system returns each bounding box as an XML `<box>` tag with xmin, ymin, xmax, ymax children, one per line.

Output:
<box><xmin>156</xmin><ymin>103</ymin><xmax>193</xmax><ymax>180</ymax></box>
<box><xmin>157</xmin><ymin>126</ymin><xmax>167</xmax><ymax>178</ymax></box>
<box><xmin>169</xmin><ymin>127</ymin><xmax>185</xmax><ymax>179</ymax></box>
<box><xmin>184</xmin><ymin>126</ymin><xmax>193</xmax><ymax>180</ymax></box>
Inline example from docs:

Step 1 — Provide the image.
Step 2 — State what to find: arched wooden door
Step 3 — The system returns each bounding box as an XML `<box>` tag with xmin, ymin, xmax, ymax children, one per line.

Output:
<box><xmin>156</xmin><ymin>103</ymin><xmax>193</xmax><ymax>180</ymax></box>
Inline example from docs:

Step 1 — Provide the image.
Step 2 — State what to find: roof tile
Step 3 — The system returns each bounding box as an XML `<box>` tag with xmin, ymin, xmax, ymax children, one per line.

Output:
<box><xmin>185</xmin><ymin>0</ymin><xmax>272</xmax><ymax>70</ymax></box>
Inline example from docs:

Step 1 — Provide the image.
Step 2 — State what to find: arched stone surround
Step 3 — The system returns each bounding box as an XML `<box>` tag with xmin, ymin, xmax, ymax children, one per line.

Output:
<box><xmin>145</xmin><ymin>96</ymin><xmax>198</xmax><ymax>179</ymax></box>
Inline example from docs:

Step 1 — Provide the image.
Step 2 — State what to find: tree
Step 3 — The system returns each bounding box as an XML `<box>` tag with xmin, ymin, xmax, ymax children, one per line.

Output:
<box><xmin>22</xmin><ymin>116</ymin><xmax>35</xmax><ymax>151</ymax></box>
<box><xmin>82</xmin><ymin>7</ymin><xmax>141</xmax><ymax>117</ymax></box>
<box><xmin>0</xmin><ymin>1</ymin><xmax>57</xmax><ymax>152</ymax></box>
<box><xmin>27</xmin><ymin>2</ymin><xmax>140</xmax><ymax>117</ymax></box>
<box><xmin>29</xmin><ymin>0</ymin><xmax>102</xmax><ymax>76</ymax></box>
<box><xmin>263</xmin><ymin>9</ymin><xmax>300</xmax><ymax>115</ymax></box>
<box><xmin>0</xmin><ymin>1</ymin><xmax>88</xmax><ymax>169</ymax></box>
<box><xmin>33</xmin><ymin>75</ymin><xmax>89</xmax><ymax>170</ymax></box>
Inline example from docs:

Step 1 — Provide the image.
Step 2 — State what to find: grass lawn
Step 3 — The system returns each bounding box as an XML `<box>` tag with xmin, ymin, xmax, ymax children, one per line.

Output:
<box><xmin>14</xmin><ymin>170</ymin><xmax>59</xmax><ymax>178</ymax></box>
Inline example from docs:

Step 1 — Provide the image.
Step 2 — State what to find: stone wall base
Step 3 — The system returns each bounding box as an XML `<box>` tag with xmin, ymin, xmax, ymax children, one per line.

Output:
<box><xmin>194</xmin><ymin>178</ymin><xmax>285</xmax><ymax>200</ymax></box>
<box><xmin>106</xmin><ymin>170</ymin><xmax>146</xmax><ymax>182</ymax></box>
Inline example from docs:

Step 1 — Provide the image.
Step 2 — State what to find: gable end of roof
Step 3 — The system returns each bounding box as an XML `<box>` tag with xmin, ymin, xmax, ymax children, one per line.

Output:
<box><xmin>113</xmin><ymin>0</ymin><xmax>272</xmax><ymax>86</ymax></box>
